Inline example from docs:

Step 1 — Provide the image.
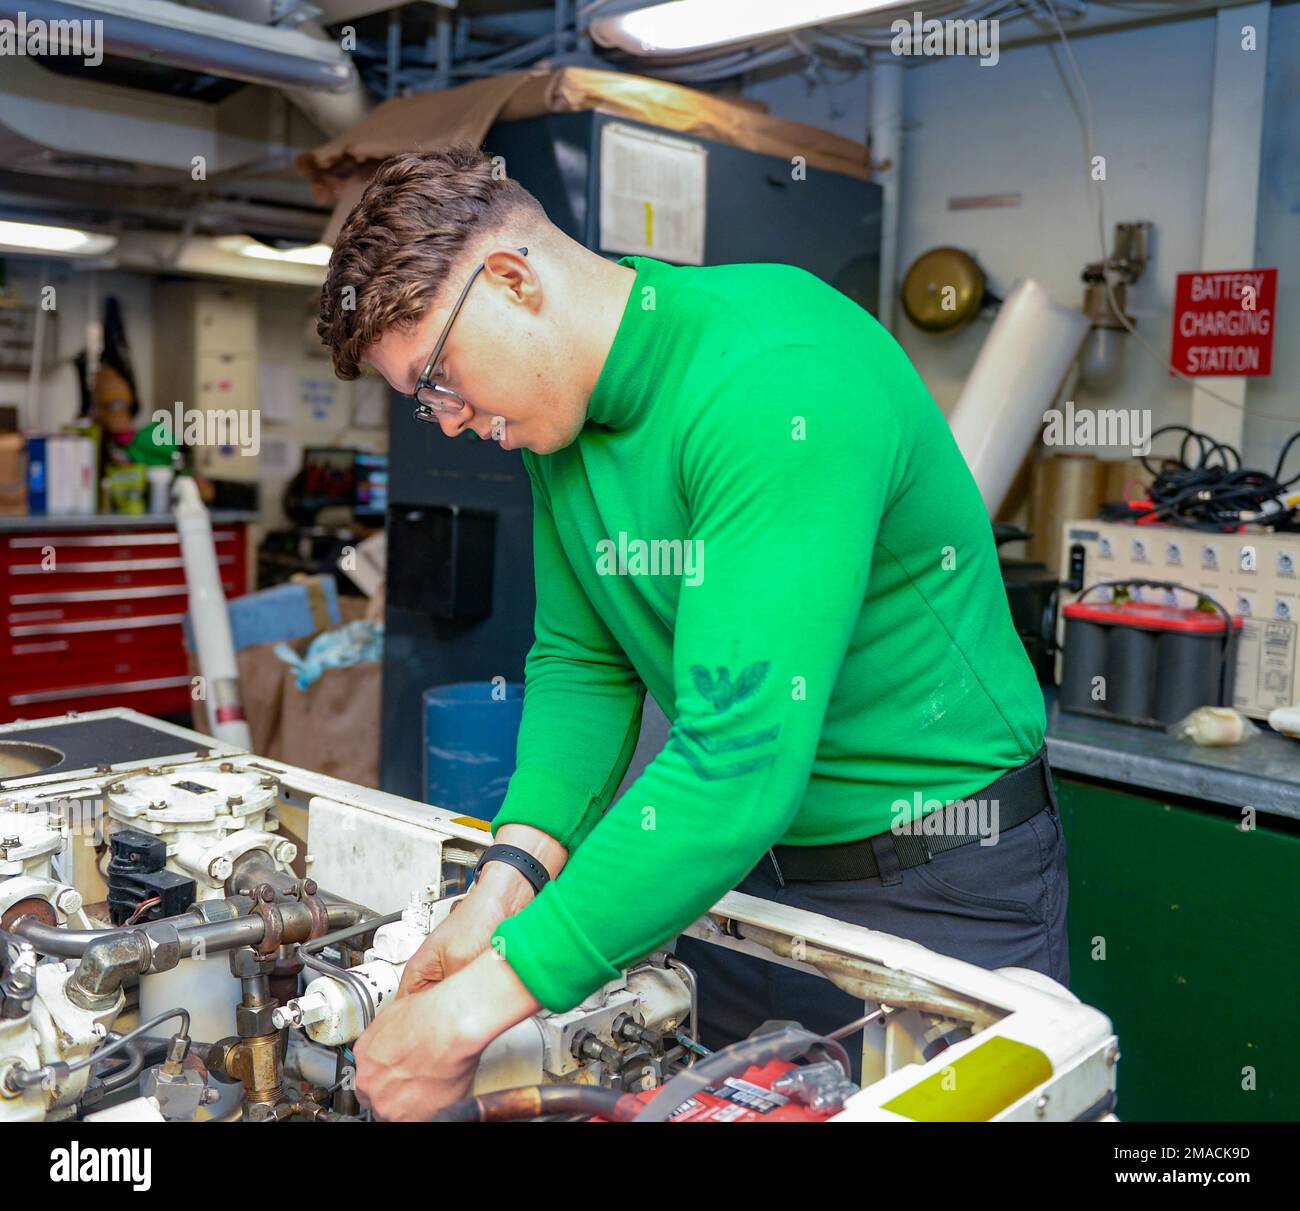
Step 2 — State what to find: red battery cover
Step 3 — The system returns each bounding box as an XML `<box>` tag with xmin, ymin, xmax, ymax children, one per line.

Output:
<box><xmin>1061</xmin><ymin>599</ymin><xmax>1240</xmax><ymax>633</ymax></box>
<box><xmin>594</xmin><ymin>1060</ymin><xmax>834</xmax><ymax>1123</ymax></box>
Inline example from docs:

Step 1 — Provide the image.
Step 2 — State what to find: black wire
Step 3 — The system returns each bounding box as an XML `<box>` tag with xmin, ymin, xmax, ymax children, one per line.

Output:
<box><xmin>1109</xmin><ymin>424</ymin><xmax>1298</xmax><ymax>532</ymax></box>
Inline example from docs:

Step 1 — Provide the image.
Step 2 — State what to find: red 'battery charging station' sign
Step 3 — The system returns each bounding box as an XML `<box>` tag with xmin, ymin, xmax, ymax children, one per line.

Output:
<box><xmin>1170</xmin><ymin>268</ymin><xmax>1277</xmax><ymax>376</ymax></box>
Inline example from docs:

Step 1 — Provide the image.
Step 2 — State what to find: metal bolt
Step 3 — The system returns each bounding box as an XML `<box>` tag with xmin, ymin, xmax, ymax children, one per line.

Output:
<box><xmin>227</xmin><ymin>795</ymin><xmax>244</xmax><ymax>808</ymax></box>
<box><xmin>220</xmin><ymin>763</ymin><xmax>235</xmax><ymax>773</ymax></box>
<box><xmin>209</xmin><ymin>855</ymin><xmax>234</xmax><ymax>881</ymax></box>
<box><xmin>1107</xmin><ymin>1046</ymin><xmax>1121</xmax><ymax>1067</ymax></box>
<box><xmin>1035</xmin><ymin>1094</ymin><xmax>1049</xmax><ymax>1118</ymax></box>
<box><xmin>56</xmin><ymin>888</ymin><xmax>83</xmax><ymax>915</ymax></box>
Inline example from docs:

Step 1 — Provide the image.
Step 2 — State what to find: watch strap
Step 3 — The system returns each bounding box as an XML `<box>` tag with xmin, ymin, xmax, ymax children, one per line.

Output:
<box><xmin>474</xmin><ymin>843</ymin><xmax>550</xmax><ymax>895</ymax></box>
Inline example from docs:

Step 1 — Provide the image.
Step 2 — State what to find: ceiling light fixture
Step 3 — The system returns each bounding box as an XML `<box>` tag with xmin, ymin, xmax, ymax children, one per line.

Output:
<box><xmin>0</xmin><ymin>219</ymin><xmax>117</xmax><ymax>257</ymax></box>
<box><xmin>589</xmin><ymin>0</ymin><xmax>902</xmax><ymax>56</ymax></box>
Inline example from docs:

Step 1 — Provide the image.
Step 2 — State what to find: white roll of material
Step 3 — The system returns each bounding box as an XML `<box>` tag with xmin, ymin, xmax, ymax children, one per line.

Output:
<box><xmin>174</xmin><ymin>476</ymin><xmax>251</xmax><ymax>748</ymax></box>
<box><xmin>948</xmin><ymin>279</ymin><xmax>1091</xmax><ymax>515</ymax></box>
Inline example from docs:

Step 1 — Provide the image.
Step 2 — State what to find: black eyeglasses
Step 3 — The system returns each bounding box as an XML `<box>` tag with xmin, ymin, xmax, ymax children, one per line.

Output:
<box><xmin>411</xmin><ymin>246</ymin><xmax>528</xmax><ymax>423</ymax></box>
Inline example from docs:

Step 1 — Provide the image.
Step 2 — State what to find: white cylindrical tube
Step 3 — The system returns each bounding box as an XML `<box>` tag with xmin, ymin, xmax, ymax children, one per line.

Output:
<box><xmin>948</xmin><ymin>280</ymin><xmax>1091</xmax><ymax>514</ymax></box>
<box><xmin>174</xmin><ymin>476</ymin><xmax>251</xmax><ymax>747</ymax></box>
<box><xmin>287</xmin><ymin>959</ymin><xmax>404</xmax><ymax>1047</ymax></box>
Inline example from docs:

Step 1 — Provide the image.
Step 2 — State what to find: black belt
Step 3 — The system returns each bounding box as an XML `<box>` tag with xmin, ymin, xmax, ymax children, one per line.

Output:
<box><xmin>762</xmin><ymin>748</ymin><xmax>1054</xmax><ymax>885</ymax></box>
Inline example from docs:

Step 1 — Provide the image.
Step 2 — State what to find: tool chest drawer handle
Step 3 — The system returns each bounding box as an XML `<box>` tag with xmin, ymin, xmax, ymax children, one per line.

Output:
<box><xmin>9</xmin><ymin>612</ymin><xmax>186</xmax><ymax>637</ymax></box>
<box><xmin>7</xmin><ymin>585</ymin><xmax>190</xmax><ymax>605</ymax></box>
<box><xmin>7</xmin><ymin>530</ymin><xmax>237</xmax><ymax>549</ymax></box>
<box><xmin>10</xmin><ymin>555</ymin><xmax>233</xmax><ymax>575</ymax></box>
<box><xmin>8</xmin><ymin>675</ymin><xmax>192</xmax><ymax>707</ymax></box>
<box><xmin>10</xmin><ymin>641</ymin><xmax>70</xmax><ymax>655</ymax></box>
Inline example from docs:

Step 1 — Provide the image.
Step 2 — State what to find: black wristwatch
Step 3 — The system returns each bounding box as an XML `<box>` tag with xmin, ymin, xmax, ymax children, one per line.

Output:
<box><xmin>473</xmin><ymin>844</ymin><xmax>551</xmax><ymax>896</ymax></box>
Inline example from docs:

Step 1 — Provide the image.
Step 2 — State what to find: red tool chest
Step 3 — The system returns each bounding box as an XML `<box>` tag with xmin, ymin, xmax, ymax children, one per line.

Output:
<box><xmin>0</xmin><ymin>518</ymin><xmax>249</xmax><ymax>723</ymax></box>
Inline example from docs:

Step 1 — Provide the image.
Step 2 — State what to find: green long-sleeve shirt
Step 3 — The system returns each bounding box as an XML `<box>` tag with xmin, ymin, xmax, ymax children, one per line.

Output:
<box><xmin>491</xmin><ymin>255</ymin><xmax>1045</xmax><ymax>1012</ymax></box>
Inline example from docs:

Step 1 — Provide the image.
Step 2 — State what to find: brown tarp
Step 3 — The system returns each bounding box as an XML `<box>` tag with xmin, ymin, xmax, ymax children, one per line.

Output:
<box><xmin>297</xmin><ymin>66</ymin><xmax>871</xmax><ymax>242</ymax></box>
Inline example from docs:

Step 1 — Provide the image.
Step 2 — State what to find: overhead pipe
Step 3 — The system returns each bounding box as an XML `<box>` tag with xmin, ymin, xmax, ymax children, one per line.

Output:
<box><xmin>868</xmin><ymin>55</ymin><xmax>904</xmax><ymax>332</ymax></box>
<box><xmin>0</xmin><ymin>0</ymin><xmax>358</xmax><ymax>93</ymax></box>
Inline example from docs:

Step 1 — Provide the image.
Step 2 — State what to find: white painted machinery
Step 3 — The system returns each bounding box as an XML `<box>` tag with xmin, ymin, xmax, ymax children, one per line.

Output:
<box><xmin>0</xmin><ymin>708</ymin><xmax>1119</xmax><ymax>1124</ymax></box>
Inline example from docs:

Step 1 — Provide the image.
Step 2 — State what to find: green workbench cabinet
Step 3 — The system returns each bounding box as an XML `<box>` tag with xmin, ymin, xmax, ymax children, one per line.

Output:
<box><xmin>1055</xmin><ymin>776</ymin><xmax>1300</xmax><ymax>1122</ymax></box>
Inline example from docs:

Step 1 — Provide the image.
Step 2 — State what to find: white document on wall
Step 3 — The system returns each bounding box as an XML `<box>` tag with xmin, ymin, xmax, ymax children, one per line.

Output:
<box><xmin>599</xmin><ymin>122</ymin><xmax>707</xmax><ymax>265</ymax></box>
<box><xmin>258</xmin><ymin>362</ymin><xmax>297</xmax><ymax>424</ymax></box>
<box><xmin>353</xmin><ymin>374</ymin><xmax>389</xmax><ymax>428</ymax></box>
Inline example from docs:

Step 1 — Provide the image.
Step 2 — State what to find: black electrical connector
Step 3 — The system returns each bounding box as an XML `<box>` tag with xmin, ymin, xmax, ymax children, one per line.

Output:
<box><xmin>106</xmin><ymin>829</ymin><xmax>196</xmax><ymax>925</ymax></box>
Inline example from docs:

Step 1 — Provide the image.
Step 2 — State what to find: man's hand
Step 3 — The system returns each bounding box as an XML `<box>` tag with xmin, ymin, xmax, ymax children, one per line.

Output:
<box><xmin>395</xmin><ymin>886</ymin><xmax>514</xmax><ymax>997</ymax></box>
<box><xmin>396</xmin><ymin>823</ymin><xmax>566</xmax><ymax>999</ymax></box>
<box><xmin>354</xmin><ymin>949</ymin><xmax>541</xmax><ymax>1121</ymax></box>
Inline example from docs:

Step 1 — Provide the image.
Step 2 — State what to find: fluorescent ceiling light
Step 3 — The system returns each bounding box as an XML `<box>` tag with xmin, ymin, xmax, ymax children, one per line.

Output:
<box><xmin>590</xmin><ymin>0</ymin><xmax>900</xmax><ymax>55</ymax></box>
<box><xmin>0</xmin><ymin>219</ymin><xmax>117</xmax><ymax>257</ymax></box>
<box><xmin>215</xmin><ymin>236</ymin><xmax>333</xmax><ymax>266</ymax></box>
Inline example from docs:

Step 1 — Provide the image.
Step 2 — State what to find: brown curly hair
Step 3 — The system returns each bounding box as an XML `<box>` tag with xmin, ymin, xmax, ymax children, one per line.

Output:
<box><xmin>317</xmin><ymin>145</ymin><xmax>546</xmax><ymax>380</ymax></box>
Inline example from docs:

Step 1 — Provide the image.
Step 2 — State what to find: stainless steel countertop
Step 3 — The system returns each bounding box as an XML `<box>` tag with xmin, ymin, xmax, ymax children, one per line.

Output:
<box><xmin>0</xmin><ymin>511</ymin><xmax>257</xmax><ymax>532</ymax></box>
<box><xmin>1044</xmin><ymin>689</ymin><xmax>1300</xmax><ymax>820</ymax></box>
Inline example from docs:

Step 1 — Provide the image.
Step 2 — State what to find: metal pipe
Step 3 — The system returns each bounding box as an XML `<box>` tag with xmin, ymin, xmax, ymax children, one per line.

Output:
<box><xmin>0</xmin><ymin>0</ymin><xmax>358</xmax><ymax>92</ymax></box>
<box><xmin>12</xmin><ymin>911</ymin><xmax>264</xmax><ymax>960</ymax></box>
<box><xmin>280</xmin><ymin>19</ymin><xmax>372</xmax><ymax>137</ymax></box>
<box><xmin>4</xmin><ymin>1007</ymin><xmax>190</xmax><ymax>1092</ymax></box>
<box><xmin>90</xmin><ymin>1036</ymin><xmax>146</xmax><ymax>1095</ymax></box>
<box><xmin>868</xmin><ymin>54</ymin><xmax>904</xmax><ymax>331</ymax></box>
<box><xmin>301</xmin><ymin>909</ymin><xmax>403</xmax><ymax>955</ymax></box>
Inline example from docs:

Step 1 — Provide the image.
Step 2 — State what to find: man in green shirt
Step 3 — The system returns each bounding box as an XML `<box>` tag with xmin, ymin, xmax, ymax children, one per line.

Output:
<box><xmin>317</xmin><ymin>147</ymin><xmax>1068</xmax><ymax>1120</ymax></box>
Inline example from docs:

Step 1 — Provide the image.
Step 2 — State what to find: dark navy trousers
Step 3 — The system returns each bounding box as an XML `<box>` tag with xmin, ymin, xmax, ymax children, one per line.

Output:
<box><xmin>674</xmin><ymin>759</ymin><xmax>1070</xmax><ymax>1075</ymax></box>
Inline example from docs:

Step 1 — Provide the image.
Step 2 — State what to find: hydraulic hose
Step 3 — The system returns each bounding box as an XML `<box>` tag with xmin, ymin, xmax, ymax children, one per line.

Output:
<box><xmin>430</xmin><ymin>1084</ymin><xmax>643</xmax><ymax>1123</ymax></box>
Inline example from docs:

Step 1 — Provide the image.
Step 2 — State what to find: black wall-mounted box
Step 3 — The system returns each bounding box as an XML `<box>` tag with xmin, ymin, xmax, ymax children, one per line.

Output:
<box><xmin>386</xmin><ymin>503</ymin><xmax>496</xmax><ymax>622</ymax></box>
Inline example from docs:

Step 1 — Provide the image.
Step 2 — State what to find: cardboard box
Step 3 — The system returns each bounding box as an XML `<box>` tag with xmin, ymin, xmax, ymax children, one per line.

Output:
<box><xmin>0</xmin><ymin>431</ymin><xmax>25</xmax><ymax>516</ymax></box>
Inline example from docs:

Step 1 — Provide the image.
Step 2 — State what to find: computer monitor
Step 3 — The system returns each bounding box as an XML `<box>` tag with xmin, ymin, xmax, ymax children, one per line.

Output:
<box><xmin>353</xmin><ymin>452</ymin><xmax>388</xmax><ymax>523</ymax></box>
<box><xmin>299</xmin><ymin>447</ymin><xmax>357</xmax><ymax>516</ymax></box>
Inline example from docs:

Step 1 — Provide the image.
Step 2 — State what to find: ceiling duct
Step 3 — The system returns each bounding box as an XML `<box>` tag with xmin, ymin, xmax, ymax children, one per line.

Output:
<box><xmin>0</xmin><ymin>0</ymin><xmax>359</xmax><ymax>92</ymax></box>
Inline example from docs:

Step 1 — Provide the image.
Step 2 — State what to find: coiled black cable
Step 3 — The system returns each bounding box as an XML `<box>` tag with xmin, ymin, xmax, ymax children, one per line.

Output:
<box><xmin>1099</xmin><ymin>424</ymin><xmax>1300</xmax><ymax>531</ymax></box>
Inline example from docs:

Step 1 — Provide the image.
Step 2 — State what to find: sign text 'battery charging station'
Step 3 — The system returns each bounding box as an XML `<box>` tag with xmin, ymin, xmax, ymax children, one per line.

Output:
<box><xmin>1170</xmin><ymin>268</ymin><xmax>1277</xmax><ymax>376</ymax></box>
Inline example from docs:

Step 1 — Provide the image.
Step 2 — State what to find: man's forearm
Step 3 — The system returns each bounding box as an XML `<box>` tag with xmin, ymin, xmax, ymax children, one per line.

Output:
<box><xmin>473</xmin><ymin>823</ymin><xmax>568</xmax><ymax>915</ymax></box>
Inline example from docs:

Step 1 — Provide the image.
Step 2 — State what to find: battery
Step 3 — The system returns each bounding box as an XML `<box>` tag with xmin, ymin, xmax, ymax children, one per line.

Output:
<box><xmin>594</xmin><ymin>1061</ymin><xmax>835</xmax><ymax>1123</ymax></box>
<box><xmin>1060</xmin><ymin>599</ymin><xmax>1240</xmax><ymax>727</ymax></box>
